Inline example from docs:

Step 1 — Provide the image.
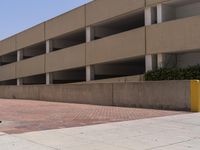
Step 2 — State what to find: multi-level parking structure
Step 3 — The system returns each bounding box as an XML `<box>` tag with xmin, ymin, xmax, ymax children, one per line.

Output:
<box><xmin>0</xmin><ymin>0</ymin><xmax>200</xmax><ymax>85</ymax></box>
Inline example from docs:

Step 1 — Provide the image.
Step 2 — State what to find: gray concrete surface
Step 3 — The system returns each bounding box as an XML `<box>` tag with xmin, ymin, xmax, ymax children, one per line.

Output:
<box><xmin>113</xmin><ymin>81</ymin><xmax>190</xmax><ymax>110</ymax></box>
<box><xmin>0</xmin><ymin>80</ymin><xmax>191</xmax><ymax>110</ymax></box>
<box><xmin>0</xmin><ymin>113</ymin><xmax>200</xmax><ymax>150</ymax></box>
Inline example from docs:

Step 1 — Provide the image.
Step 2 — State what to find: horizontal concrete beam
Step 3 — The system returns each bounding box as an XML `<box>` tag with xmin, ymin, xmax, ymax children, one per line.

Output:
<box><xmin>0</xmin><ymin>36</ymin><xmax>16</xmax><ymax>56</ymax></box>
<box><xmin>16</xmin><ymin>23</ymin><xmax>45</xmax><ymax>50</ymax></box>
<box><xmin>146</xmin><ymin>16</ymin><xmax>200</xmax><ymax>54</ymax></box>
<box><xmin>145</xmin><ymin>0</ymin><xmax>170</xmax><ymax>7</ymax></box>
<box><xmin>86</xmin><ymin>0</ymin><xmax>145</xmax><ymax>25</ymax></box>
<box><xmin>16</xmin><ymin>55</ymin><xmax>45</xmax><ymax>78</ymax></box>
<box><xmin>86</xmin><ymin>27</ymin><xmax>145</xmax><ymax>65</ymax></box>
<box><xmin>0</xmin><ymin>63</ymin><xmax>16</xmax><ymax>81</ymax></box>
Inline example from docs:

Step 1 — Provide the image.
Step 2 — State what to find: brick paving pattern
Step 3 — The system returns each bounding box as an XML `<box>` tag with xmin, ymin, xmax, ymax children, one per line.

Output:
<box><xmin>0</xmin><ymin>99</ymin><xmax>188</xmax><ymax>134</ymax></box>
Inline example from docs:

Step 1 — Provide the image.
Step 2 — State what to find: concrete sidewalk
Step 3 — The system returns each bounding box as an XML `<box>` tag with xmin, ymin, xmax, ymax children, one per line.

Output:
<box><xmin>0</xmin><ymin>113</ymin><xmax>200</xmax><ymax>150</ymax></box>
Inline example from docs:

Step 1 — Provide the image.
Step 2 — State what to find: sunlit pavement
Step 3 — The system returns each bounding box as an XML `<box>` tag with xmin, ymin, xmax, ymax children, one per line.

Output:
<box><xmin>0</xmin><ymin>99</ymin><xmax>195</xmax><ymax>150</ymax></box>
<box><xmin>0</xmin><ymin>99</ymin><xmax>184</xmax><ymax>134</ymax></box>
<box><xmin>1</xmin><ymin>113</ymin><xmax>200</xmax><ymax>149</ymax></box>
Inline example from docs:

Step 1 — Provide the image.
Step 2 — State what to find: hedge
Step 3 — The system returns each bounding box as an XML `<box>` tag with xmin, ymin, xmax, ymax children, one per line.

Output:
<box><xmin>145</xmin><ymin>65</ymin><xmax>200</xmax><ymax>81</ymax></box>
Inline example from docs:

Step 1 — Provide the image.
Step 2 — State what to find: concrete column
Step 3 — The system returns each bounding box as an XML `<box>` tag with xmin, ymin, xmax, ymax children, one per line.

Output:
<box><xmin>17</xmin><ymin>79</ymin><xmax>23</xmax><ymax>86</ymax></box>
<box><xmin>145</xmin><ymin>7</ymin><xmax>157</xmax><ymax>72</ymax></box>
<box><xmin>145</xmin><ymin>7</ymin><xmax>156</xmax><ymax>25</ymax></box>
<box><xmin>17</xmin><ymin>50</ymin><xmax>23</xmax><ymax>62</ymax></box>
<box><xmin>46</xmin><ymin>40</ymin><xmax>53</xmax><ymax>85</ymax></box>
<box><xmin>86</xmin><ymin>66</ymin><xmax>95</xmax><ymax>81</ymax></box>
<box><xmin>46</xmin><ymin>40</ymin><xmax>53</xmax><ymax>53</ymax></box>
<box><xmin>86</xmin><ymin>27</ymin><xmax>95</xmax><ymax>81</ymax></box>
<box><xmin>17</xmin><ymin>50</ymin><xmax>23</xmax><ymax>86</ymax></box>
<box><xmin>157</xmin><ymin>53</ymin><xmax>177</xmax><ymax>69</ymax></box>
<box><xmin>157</xmin><ymin>4</ymin><xmax>163</xmax><ymax>23</ymax></box>
<box><xmin>46</xmin><ymin>73</ymin><xmax>53</xmax><ymax>85</ymax></box>
<box><xmin>86</xmin><ymin>26</ymin><xmax>94</xmax><ymax>42</ymax></box>
<box><xmin>145</xmin><ymin>55</ymin><xmax>157</xmax><ymax>72</ymax></box>
<box><xmin>157</xmin><ymin>3</ymin><xmax>175</xmax><ymax>23</ymax></box>
<box><xmin>155</xmin><ymin>4</ymin><xmax>176</xmax><ymax>69</ymax></box>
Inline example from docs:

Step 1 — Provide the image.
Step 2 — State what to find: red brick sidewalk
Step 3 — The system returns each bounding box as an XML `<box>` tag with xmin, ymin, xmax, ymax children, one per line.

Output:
<box><xmin>0</xmin><ymin>99</ymin><xmax>188</xmax><ymax>134</ymax></box>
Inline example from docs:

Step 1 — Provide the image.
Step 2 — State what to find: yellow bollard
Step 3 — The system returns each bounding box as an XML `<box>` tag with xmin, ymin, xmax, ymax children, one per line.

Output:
<box><xmin>190</xmin><ymin>80</ymin><xmax>200</xmax><ymax>112</ymax></box>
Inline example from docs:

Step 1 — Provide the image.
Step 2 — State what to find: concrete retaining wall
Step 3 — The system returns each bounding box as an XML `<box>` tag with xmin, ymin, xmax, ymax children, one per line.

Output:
<box><xmin>0</xmin><ymin>80</ymin><xmax>191</xmax><ymax>111</ymax></box>
<box><xmin>113</xmin><ymin>81</ymin><xmax>190</xmax><ymax>111</ymax></box>
<box><xmin>0</xmin><ymin>84</ymin><xmax>113</xmax><ymax>106</ymax></box>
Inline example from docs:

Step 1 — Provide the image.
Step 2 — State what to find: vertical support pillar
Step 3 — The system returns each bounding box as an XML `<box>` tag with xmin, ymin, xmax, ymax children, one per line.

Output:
<box><xmin>46</xmin><ymin>73</ymin><xmax>53</xmax><ymax>85</ymax></box>
<box><xmin>157</xmin><ymin>4</ymin><xmax>163</xmax><ymax>23</ymax></box>
<box><xmin>46</xmin><ymin>40</ymin><xmax>53</xmax><ymax>53</ymax></box>
<box><xmin>145</xmin><ymin>7</ymin><xmax>156</xmax><ymax>26</ymax></box>
<box><xmin>17</xmin><ymin>50</ymin><xmax>23</xmax><ymax>62</ymax></box>
<box><xmin>86</xmin><ymin>27</ymin><xmax>95</xmax><ymax>81</ymax></box>
<box><xmin>145</xmin><ymin>7</ymin><xmax>157</xmax><ymax>72</ymax></box>
<box><xmin>157</xmin><ymin>3</ymin><xmax>175</xmax><ymax>23</ymax></box>
<box><xmin>17</xmin><ymin>50</ymin><xmax>23</xmax><ymax>86</ymax></box>
<box><xmin>86</xmin><ymin>26</ymin><xmax>94</xmax><ymax>42</ymax></box>
<box><xmin>145</xmin><ymin>55</ymin><xmax>157</xmax><ymax>72</ymax></box>
<box><xmin>86</xmin><ymin>66</ymin><xmax>95</xmax><ymax>81</ymax></box>
<box><xmin>46</xmin><ymin>40</ymin><xmax>53</xmax><ymax>85</ymax></box>
<box><xmin>157</xmin><ymin>4</ymin><xmax>166</xmax><ymax>69</ymax></box>
<box><xmin>156</xmin><ymin>4</ymin><xmax>176</xmax><ymax>69</ymax></box>
<box><xmin>17</xmin><ymin>78</ymin><xmax>23</xmax><ymax>86</ymax></box>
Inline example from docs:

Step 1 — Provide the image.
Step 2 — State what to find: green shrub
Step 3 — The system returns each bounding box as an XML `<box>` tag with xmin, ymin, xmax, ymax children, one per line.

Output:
<box><xmin>145</xmin><ymin>65</ymin><xmax>200</xmax><ymax>81</ymax></box>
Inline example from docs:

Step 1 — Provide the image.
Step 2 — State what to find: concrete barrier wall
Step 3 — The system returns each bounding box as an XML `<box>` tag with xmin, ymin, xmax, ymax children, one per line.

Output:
<box><xmin>39</xmin><ymin>84</ymin><xmax>113</xmax><ymax>105</ymax></box>
<box><xmin>0</xmin><ymin>81</ymin><xmax>191</xmax><ymax>111</ymax></box>
<box><xmin>113</xmin><ymin>81</ymin><xmax>190</xmax><ymax>111</ymax></box>
<box><xmin>0</xmin><ymin>84</ymin><xmax>113</xmax><ymax>106</ymax></box>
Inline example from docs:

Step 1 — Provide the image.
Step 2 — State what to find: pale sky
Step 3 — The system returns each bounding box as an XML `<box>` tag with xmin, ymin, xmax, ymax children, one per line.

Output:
<box><xmin>0</xmin><ymin>0</ymin><xmax>92</xmax><ymax>40</ymax></box>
